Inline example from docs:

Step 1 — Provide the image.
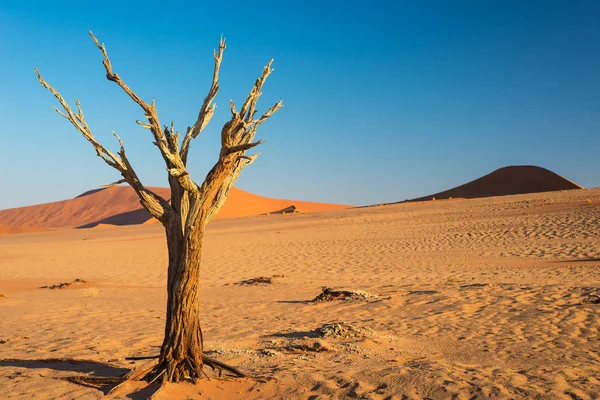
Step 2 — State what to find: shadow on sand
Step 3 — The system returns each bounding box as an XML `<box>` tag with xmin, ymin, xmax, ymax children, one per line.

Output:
<box><xmin>264</xmin><ymin>330</ymin><xmax>318</xmax><ymax>339</ymax></box>
<box><xmin>0</xmin><ymin>358</ymin><xmax>160</xmax><ymax>399</ymax></box>
<box><xmin>551</xmin><ymin>257</ymin><xmax>600</xmax><ymax>263</ymax></box>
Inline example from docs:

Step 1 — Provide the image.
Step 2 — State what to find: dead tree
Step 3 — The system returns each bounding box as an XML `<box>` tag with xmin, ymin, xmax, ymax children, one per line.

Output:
<box><xmin>34</xmin><ymin>32</ymin><xmax>281</xmax><ymax>392</ymax></box>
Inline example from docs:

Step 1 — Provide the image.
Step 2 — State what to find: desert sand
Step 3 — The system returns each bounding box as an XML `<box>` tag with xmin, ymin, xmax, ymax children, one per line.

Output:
<box><xmin>0</xmin><ymin>186</ymin><xmax>349</xmax><ymax>230</ymax></box>
<box><xmin>0</xmin><ymin>225</ymin><xmax>49</xmax><ymax>235</ymax></box>
<box><xmin>1</xmin><ymin>187</ymin><xmax>599</xmax><ymax>399</ymax></box>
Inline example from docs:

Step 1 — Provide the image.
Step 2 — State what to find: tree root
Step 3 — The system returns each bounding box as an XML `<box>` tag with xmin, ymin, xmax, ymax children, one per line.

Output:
<box><xmin>203</xmin><ymin>354</ymin><xmax>246</xmax><ymax>378</ymax></box>
<box><xmin>66</xmin><ymin>354</ymin><xmax>246</xmax><ymax>396</ymax></box>
<box><xmin>124</xmin><ymin>354</ymin><xmax>245</xmax><ymax>378</ymax></box>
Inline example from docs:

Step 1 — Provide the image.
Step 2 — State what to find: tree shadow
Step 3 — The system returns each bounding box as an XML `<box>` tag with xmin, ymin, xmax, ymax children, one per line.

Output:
<box><xmin>0</xmin><ymin>358</ymin><xmax>129</xmax><ymax>396</ymax></box>
<box><xmin>550</xmin><ymin>257</ymin><xmax>600</xmax><ymax>263</ymax></box>
<box><xmin>264</xmin><ymin>330</ymin><xmax>318</xmax><ymax>339</ymax></box>
<box><xmin>0</xmin><ymin>357</ymin><xmax>127</xmax><ymax>376</ymax></box>
<box><xmin>125</xmin><ymin>382</ymin><xmax>164</xmax><ymax>399</ymax></box>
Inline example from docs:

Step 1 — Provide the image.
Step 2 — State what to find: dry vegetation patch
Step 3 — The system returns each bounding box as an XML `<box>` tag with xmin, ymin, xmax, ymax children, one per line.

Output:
<box><xmin>234</xmin><ymin>275</ymin><xmax>285</xmax><ymax>286</ymax></box>
<box><xmin>282</xmin><ymin>338</ymin><xmax>333</xmax><ymax>353</ymax></box>
<box><xmin>582</xmin><ymin>294</ymin><xmax>600</xmax><ymax>304</ymax></box>
<box><xmin>316</xmin><ymin>322</ymin><xmax>374</xmax><ymax>339</ymax></box>
<box><xmin>313</xmin><ymin>287</ymin><xmax>379</xmax><ymax>302</ymax></box>
<box><xmin>39</xmin><ymin>279</ymin><xmax>92</xmax><ymax>290</ymax></box>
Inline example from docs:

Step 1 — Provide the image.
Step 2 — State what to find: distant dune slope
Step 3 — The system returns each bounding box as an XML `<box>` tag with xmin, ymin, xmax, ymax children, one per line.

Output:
<box><xmin>0</xmin><ymin>225</ymin><xmax>49</xmax><ymax>234</ymax></box>
<box><xmin>0</xmin><ymin>186</ymin><xmax>349</xmax><ymax>229</ymax></box>
<box><xmin>410</xmin><ymin>165</ymin><xmax>582</xmax><ymax>202</ymax></box>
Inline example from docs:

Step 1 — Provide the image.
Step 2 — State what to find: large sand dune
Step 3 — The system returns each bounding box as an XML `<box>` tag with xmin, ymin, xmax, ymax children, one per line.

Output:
<box><xmin>0</xmin><ymin>186</ymin><xmax>348</xmax><ymax>229</ymax></box>
<box><xmin>1</xmin><ymin>188</ymin><xmax>599</xmax><ymax>398</ymax></box>
<box><xmin>410</xmin><ymin>165</ymin><xmax>582</xmax><ymax>202</ymax></box>
<box><xmin>0</xmin><ymin>225</ymin><xmax>49</xmax><ymax>235</ymax></box>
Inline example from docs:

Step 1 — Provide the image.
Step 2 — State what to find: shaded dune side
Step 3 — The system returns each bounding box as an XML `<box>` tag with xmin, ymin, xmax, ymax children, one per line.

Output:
<box><xmin>409</xmin><ymin>165</ymin><xmax>583</xmax><ymax>202</ymax></box>
<box><xmin>0</xmin><ymin>186</ymin><xmax>171</xmax><ymax>229</ymax></box>
<box><xmin>0</xmin><ymin>186</ymin><xmax>349</xmax><ymax>229</ymax></box>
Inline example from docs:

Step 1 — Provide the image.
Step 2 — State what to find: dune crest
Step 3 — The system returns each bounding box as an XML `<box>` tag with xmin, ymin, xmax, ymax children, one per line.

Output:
<box><xmin>0</xmin><ymin>186</ymin><xmax>348</xmax><ymax>230</ymax></box>
<box><xmin>410</xmin><ymin>165</ymin><xmax>582</xmax><ymax>202</ymax></box>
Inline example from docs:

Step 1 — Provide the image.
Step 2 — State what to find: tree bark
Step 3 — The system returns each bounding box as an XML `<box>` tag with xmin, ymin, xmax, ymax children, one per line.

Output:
<box><xmin>157</xmin><ymin>214</ymin><xmax>206</xmax><ymax>382</ymax></box>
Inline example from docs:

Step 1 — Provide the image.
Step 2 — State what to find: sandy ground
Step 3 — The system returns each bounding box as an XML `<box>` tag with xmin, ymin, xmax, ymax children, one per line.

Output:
<box><xmin>1</xmin><ymin>188</ymin><xmax>599</xmax><ymax>399</ymax></box>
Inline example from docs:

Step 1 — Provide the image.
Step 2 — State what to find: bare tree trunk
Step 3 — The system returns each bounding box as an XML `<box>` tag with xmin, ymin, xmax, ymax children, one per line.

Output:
<box><xmin>158</xmin><ymin>216</ymin><xmax>206</xmax><ymax>382</ymax></box>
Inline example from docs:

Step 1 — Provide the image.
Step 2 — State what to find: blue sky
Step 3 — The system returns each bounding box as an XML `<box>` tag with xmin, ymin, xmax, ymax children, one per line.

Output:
<box><xmin>0</xmin><ymin>0</ymin><xmax>598</xmax><ymax>209</ymax></box>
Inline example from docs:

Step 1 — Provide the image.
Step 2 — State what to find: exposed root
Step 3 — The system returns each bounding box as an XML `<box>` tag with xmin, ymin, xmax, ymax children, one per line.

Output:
<box><xmin>62</xmin><ymin>354</ymin><xmax>246</xmax><ymax>396</ymax></box>
<box><xmin>125</xmin><ymin>354</ymin><xmax>245</xmax><ymax>378</ymax></box>
<box><xmin>66</xmin><ymin>375</ymin><xmax>123</xmax><ymax>389</ymax></box>
<box><xmin>203</xmin><ymin>354</ymin><xmax>246</xmax><ymax>378</ymax></box>
<box><xmin>125</xmin><ymin>355</ymin><xmax>160</xmax><ymax>360</ymax></box>
<box><xmin>108</xmin><ymin>359</ymin><xmax>159</xmax><ymax>395</ymax></box>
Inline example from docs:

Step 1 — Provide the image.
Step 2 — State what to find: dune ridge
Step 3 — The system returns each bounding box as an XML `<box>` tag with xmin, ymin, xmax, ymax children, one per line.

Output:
<box><xmin>409</xmin><ymin>165</ymin><xmax>582</xmax><ymax>202</ymax></box>
<box><xmin>0</xmin><ymin>186</ymin><xmax>349</xmax><ymax>230</ymax></box>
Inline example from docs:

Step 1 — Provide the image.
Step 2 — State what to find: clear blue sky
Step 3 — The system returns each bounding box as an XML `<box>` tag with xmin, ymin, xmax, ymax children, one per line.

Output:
<box><xmin>0</xmin><ymin>0</ymin><xmax>598</xmax><ymax>209</ymax></box>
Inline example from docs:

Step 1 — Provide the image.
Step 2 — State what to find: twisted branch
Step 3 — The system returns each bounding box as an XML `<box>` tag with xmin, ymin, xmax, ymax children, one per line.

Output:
<box><xmin>181</xmin><ymin>37</ymin><xmax>226</xmax><ymax>163</ymax></box>
<box><xmin>88</xmin><ymin>31</ymin><xmax>197</xmax><ymax>193</ymax></box>
<box><xmin>34</xmin><ymin>69</ymin><xmax>173</xmax><ymax>223</ymax></box>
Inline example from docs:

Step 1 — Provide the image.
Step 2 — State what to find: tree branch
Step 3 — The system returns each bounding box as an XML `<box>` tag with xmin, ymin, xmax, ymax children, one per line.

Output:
<box><xmin>181</xmin><ymin>38</ymin><xmax>226</xmax><ymax>163</ymax></box>
<box><xmin>221</xmin><ymin>140</ymin><xmax>264</xmax><ymax>157</ymax></box>
<box><xmin>35</xmin><ymin>68</ymin><xmax>122</xmax><ymax>169</ymax></box>
<box><xmin>88</xmin><ymin>31</ymin><xmax>197</xmax><ymax>194</ymax></box>
<box><xmin>34</xmin><ymin>67</ymin><xmax>173</xmax><ymax>223</ymax></box>
<box><xmin>193</xmin><ymin>59</ymin><xmax>282</xmax><ymax>225</ymax></box>
<box><xmin>239</xmin><ymin>60</ymin><xmax>274</xmax><ymax>123</ymax></box>
<box><xmin>100</xmin><ymin>179</ymin><xmax>127</xmax><ymax>188</ymax></box>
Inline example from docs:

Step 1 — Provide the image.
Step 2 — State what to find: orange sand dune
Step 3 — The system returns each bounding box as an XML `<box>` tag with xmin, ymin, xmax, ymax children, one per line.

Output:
<box><xmin>0</xmin><ymin>186</ymin><xmax>348</xmax><ymax>229</ymax></box>
<box><xmin>409</xmin><ymin>165</ymin><xmax>582</xmax><ymax>202</ymax></box>
<box><xmin>0</xmin><ymin>225</ymin><xmax>49</xmax><ymax>235</ymax></box>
